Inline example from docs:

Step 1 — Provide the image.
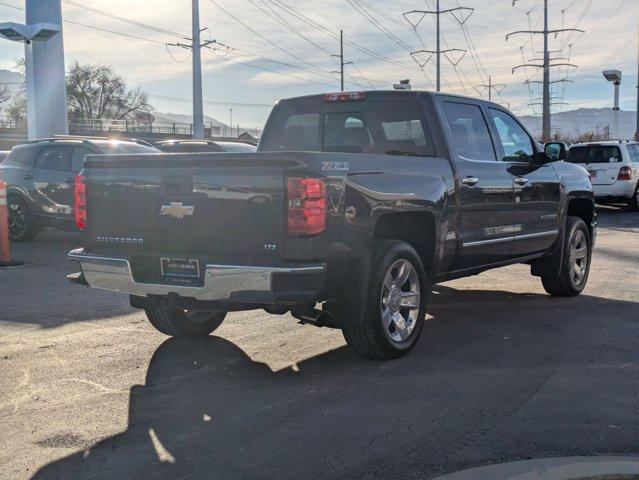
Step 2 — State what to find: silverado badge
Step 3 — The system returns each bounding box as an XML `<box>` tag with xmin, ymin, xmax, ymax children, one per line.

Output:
<box><xmin>160</xmin><ymin>202</ymin><xmax>195</xmax><ymax>219</ymax></box>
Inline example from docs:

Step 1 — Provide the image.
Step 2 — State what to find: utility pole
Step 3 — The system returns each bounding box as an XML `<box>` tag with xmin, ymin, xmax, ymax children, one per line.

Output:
<box><xmin>508</xmin><ymin>0</ymin><xmax>583</xmax><ymax>142</ymax></box>
<box><xmin>332</xmin><ymin>30</ymin><xmax>352</xmax><ymax>91</ymax></box>
<box><xmin>170</xmin><ymin>1</ymin><xmax>214</xmax><ymax>139</ymax></box>
<box><xmin>403</xmin><ymin>2</ymin><xmax>473</xmax><ymax>92</ymax></box>
<box><xmin>191</xmin><ymin>0</ymin><xmax>204</xmax><ymax>138</ymax></box>
<box><xmin>229</xmin><ymin>108</ymin><xmax>233</xmax><ymax>138</ymax></box>
<box><xmin>474</xmin><ymin>75</ymin><xmax>506</xmax><ymax>102</ymax></box>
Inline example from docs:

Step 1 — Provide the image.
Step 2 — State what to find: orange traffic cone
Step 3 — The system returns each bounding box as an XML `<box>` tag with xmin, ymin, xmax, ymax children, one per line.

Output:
<box><xmin>0</xmin><ymin>171</ymin><xmax>23</xmax><ymax>268</ymax></box>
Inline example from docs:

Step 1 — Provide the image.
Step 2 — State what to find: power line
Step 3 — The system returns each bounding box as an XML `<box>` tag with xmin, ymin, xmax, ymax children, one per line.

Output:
<box><xmin>208</xmin><ymin>0</ymin><xmax>337</xmax><ymax>78</ymax></box>
<box><xmin>149</xmin><ymin>93</ymin><xmax>273</xmax><ymax>107</ymax></box>
<box><xmin>204</xmin><ymin>46</ymin><xmax>339</xmax><ymax>88</ymax></box>
<box><xmin>249</xmin><ymin>0</ymin><xmax>334</xmax><ymax>56</ymax></box>
<box><xmin>265</xmin><ymin>0</ymin><xmax>420</xmax><ymax>70</ymax></box>
<box><xmin>0</xmin><ymin>1</ymin><xmax>171</xmax><ymax>45</ymax></box>
<box><xmin>62</xmin><ymin>0</ymin><xmax>189</xmax><ymax>39</ymax></box>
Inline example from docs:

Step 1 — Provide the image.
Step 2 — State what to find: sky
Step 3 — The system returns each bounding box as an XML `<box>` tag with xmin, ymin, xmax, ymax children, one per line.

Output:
<box><xmin>0</xmin><ymin>0</ymin><xmax>637</xmax><ymax>130</ymax></box>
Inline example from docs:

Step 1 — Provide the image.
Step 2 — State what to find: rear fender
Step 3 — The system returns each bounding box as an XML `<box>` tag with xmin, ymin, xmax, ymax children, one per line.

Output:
<box><xmin>331</xmin><ymin>172</ymin><xmax>448</xmax><ymax>328</ymax></box>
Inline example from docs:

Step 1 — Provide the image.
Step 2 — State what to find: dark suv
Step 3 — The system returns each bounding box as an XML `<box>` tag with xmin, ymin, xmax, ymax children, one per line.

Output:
<box><xmin>1</xmin><ymin>137</ymin><xmax>159</xmax><ymax>241</ymax></box>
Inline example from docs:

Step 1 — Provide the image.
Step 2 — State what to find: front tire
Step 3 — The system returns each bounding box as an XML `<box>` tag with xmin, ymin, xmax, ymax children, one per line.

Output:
<box><xmin>541</xmin><ymin>216</ymin><xmax>591</xmax><ymax>297</ymax></box>
<box><xmin>342</xmin><ymin>240</ymin><xmax>427</xmax><ymax>360</ymax></box>
<box><xmin>8</xmin><ymin>196</ymin><xmax>40</xmax><ymax>242</ymax></box>
<box><xmin>144</xmin><ymin>307</ymin><xmax>226</xmax><ymax>337</ymax></box>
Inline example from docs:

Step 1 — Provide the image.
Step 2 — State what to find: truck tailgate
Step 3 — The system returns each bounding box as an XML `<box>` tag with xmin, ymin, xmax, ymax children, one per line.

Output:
<box><xmin>83</xmin><ymin>153</ymin><xmax>293</xmax><ymax>267</ymax></box>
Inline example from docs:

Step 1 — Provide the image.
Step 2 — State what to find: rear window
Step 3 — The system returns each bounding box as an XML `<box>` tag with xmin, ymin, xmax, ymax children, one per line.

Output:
<box><xmin>6</xmin><ymin>145</ymin><xmax>39</xmax><ymax>166</ymax></box>
<box><xmin>156</xmin><ymin>143</ymin><xmax>223</xmax><ymax>153</ymax></box>
<box><xmin>260</xmin><ymin>99</ymin><xmax>434</xmax><ymax>156</ymax></box>
<box><xmin>567</xmin><ymin>145</ymin><xmax>622</xmax><ymax>164</ymax></box>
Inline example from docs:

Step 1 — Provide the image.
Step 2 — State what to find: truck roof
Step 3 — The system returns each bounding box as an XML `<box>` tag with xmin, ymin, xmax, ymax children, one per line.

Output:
<box><xmin>571</xmin><ymin>140</ymin><xmax>638</xmax><ymax>147</ymax></box>
<box><xmin>277</xmin><ymin>89</ymin><xmax>505</xmax><ymax>109</ymax></box>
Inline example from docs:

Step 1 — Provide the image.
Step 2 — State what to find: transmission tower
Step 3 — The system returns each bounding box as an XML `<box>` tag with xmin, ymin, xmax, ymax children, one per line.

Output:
<box><xmin>507</xmin><ymin>0</ymin><xmax>584</xmax><ymax>142</ymax></box>
<box><xmin>403</xmin><ymin>1</ymin><xmax>474</xmax><ymax>92</ymax></box>
<box><xmin>473</xmin><ymin>76</ymin><xmax>506</xmax><ymax>102</ymax></box>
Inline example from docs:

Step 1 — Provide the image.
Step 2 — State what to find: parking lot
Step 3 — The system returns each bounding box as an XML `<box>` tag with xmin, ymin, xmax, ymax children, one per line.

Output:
<box><xmin>0</xmin><ymin>207</ymin><xmax>638</xmax><ymax>480</ymax></box>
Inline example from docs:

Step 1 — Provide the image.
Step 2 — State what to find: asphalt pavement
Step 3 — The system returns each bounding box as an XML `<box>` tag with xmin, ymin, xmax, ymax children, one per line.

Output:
<box><xmin>0</xmin><ymin>207</ymin><xmax>638</xmax><ymax>480</ymax></box>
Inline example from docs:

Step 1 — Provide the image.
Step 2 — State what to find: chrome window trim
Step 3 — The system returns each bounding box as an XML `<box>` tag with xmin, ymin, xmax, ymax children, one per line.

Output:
<box><xmin>463</xmin><ymin>229</ymin><xmax>559</xmax><ymax>248</ymax></box>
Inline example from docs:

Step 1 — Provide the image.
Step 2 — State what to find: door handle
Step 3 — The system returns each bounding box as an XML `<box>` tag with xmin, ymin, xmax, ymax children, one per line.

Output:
<box><xmin>461</xmin><ymin>176</ymin><xmax>479</xmax><ymax>186</ymax></box>
<box><xmin>22</xmin><ymin>174</ymin><xmax>33</xmax><ymax>180</ymax></box>
<box><xmin>514</xmin><ymin>177</ymin><xmax>529</xmax><ymax>185</ymax></box>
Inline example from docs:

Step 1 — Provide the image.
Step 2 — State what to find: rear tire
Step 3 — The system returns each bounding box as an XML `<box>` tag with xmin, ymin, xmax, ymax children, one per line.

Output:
<box><xmin>144</xmin><ymin>307</ymin><xmax>226</xmax><ymax>337</ymax></box>
<box><xmin>627</xmin><ymin>185</ymin><xmax>639</xmax><ymax>212</ymax></box>
<box><xmin>342</xmin><ymin>240</ymin><xmax>427</xmax><ymax>360</ymax></box>
<box><xmin>8</xmin><ymin>196</ymin><xmax>40</xmax><ymax>242</ymax></box>
<box><xmin>541</xmin><ymin>216</ymin><xmax>591</xmax><ymax>297</ymax></box>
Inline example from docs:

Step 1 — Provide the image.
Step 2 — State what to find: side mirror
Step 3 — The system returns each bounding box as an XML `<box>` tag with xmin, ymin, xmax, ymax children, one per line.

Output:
<box><xmin>544</xmin><ymin>142</ymin><xmax>566</xmax><ymax>161</ymax></box>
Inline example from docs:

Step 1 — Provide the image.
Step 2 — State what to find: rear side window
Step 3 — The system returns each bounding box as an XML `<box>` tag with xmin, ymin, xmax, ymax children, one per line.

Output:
<box><xmin>627</xmin><ymin>144</ymin><xmax>639</xmax><ymax>163</ymax></box>
<box><xmin>7</xmin><ymin>145</ymin><xmax>39</xmax><ymax>166</ymax></box>
<box><xmin>442</xmin><ymin>102</ymin><xmax>496</xmax><ymax>161</ymax></box>
<box><xmin>567</xmin><ymin>146</ymin><xmax>622</xmax><ymax>164</ymax></box>
<box><xmin>260</xmin><ymin>99</ymin><xmax>434</xmax><ymax>156</ymax></box>
<box><xmin>35</xmin><ymin>146</ymin><xmax>72</xmax><ymax>171</ymax></box>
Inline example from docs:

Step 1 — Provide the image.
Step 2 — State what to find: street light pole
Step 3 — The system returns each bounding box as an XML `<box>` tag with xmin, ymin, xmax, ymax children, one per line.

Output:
<box><xmin>192</xmin><ymin>0</ymin><xmax>204</xmax><ymax>139</ymax></box>
<box><xmin>604</xmin><ymin>70</ymin><xmax>622</xmax><ymax>139</ymax></box>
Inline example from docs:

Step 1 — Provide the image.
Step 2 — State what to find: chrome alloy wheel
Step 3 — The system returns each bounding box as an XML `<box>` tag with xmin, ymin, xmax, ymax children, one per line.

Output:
<box><xmin>8</xmin><ymin>201</ymin><xmax>26</xmax><ymax>239</ymax></box>
<box><xmin>569</xmin><ymin>229</ymin><xmax>588</xmax><ymax>286</ymax></box>
<box><xmin>380</xmin><ymin>259</ymin><xmax>421</xmax><ymax>343</ymax></box>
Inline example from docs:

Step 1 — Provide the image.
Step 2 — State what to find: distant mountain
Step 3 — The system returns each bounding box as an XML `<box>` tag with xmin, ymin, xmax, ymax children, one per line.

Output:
<box><xmin>518</xmin><ymin>107</ymin><xmax>637</xmax><ymax>140</ymax></box>
<box><xmin>152</xmin><ymin>111</ymin><xmax>226</xmax><ymax>128</ymax></box>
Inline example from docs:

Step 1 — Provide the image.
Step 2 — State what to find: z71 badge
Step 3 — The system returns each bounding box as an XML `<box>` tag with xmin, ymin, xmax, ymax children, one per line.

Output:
<box><xmin>322</xmin><ymin>161</ymin><xmax>350</xmax><ymax>171</ymax></box>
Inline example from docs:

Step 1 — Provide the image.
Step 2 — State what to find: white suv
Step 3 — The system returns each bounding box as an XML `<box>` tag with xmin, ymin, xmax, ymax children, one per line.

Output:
<box><xmin>566</xmin><ymin>141</ymin><xmax>639</xmax><ymax>210</ymax></box>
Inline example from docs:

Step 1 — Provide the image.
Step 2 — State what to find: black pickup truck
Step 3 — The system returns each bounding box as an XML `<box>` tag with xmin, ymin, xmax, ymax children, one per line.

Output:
<box><xmin>68</xmin><ymin>90</ymin><xmax>596</xmax><ymax>359</ymax></box>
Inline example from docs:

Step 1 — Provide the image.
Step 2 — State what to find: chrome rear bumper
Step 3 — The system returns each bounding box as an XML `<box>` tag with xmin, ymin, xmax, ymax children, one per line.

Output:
<box><xmin>68</xmin><ymin>248</ymin><xmax>325</xmax><ymax>303</ymax></box>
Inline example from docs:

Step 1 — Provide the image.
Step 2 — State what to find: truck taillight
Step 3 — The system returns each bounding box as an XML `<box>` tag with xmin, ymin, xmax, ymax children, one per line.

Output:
<box><xmin>74</xmin><ymin>174</ymin><xmax>87</xmax><ymax>230</ymax></box>
<box><xmin>287</xmin><ymin>177</ymin><xmax>326</xmax><ymax>236</ymax></box>
<box><xmin>618</xmin><ymin>166</ymin><xmax>632</xmax><ymax>181</ymax></box>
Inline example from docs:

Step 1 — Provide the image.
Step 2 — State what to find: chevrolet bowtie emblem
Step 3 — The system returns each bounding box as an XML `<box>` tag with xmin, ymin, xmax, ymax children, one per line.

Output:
<box><xmin>160</xmin><ymin>202</ymin><xmax>195</xmax><ymax>219</ymax></box>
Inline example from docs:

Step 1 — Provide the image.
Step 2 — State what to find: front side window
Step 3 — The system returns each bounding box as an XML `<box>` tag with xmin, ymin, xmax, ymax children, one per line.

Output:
<box><xmin>442</xmin><ymin>102</ymin><xmax>496</xmax><ymax>161</ymax></box>
<box><xmin>488</xmin><ymin>108</ymin><xmax>534</xmax><ymax>161</ymax></box>
<box><xmin>36</xmin><ymin>146</ymin><xmax>71</xmax><ymax>171</ymax></box>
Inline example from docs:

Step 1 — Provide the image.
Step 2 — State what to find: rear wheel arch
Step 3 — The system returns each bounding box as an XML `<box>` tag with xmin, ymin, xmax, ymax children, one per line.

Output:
<box><xmin>372</xmin><ymin>211</ymin><xmax>438</xmax><ymax>274</ymax></box>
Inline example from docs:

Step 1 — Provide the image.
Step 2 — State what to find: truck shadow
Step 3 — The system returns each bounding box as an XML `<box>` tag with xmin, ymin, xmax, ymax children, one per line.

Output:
<box><xmin>31</xmin><ymin>287</ymin><xmax>639</xmax><ymax>480</ymax></box>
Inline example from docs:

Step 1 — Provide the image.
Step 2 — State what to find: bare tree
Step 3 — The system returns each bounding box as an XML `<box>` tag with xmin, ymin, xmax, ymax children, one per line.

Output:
<box><xmin>66</xmin><ymin>62</ymin><xmax>151</xmax><ymax>120</ymax></box>
<box><xmin>6</xmin><ymin>58</ymin><xmax>25</xmax><ymax>122</ymax></box>
<box><xmin>0</xmin><ymin>86</ymin><xmax>10</xmax><ymax>107</ymax></box>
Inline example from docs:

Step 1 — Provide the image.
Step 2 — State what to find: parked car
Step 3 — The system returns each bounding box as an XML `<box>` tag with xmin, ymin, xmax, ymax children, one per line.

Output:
<box><xmin>155</xmin><ymin>139</ymin><xmax>257</xmax><ymax>153</ymax></box>
<box><xmin>68</xmin><ymin>90</ymin><xmax>596</xmax><ymax>360</ymax></box>
<box><xmin>566</xmin><ymin>140</ymin><xmax>639</xmax><ymax>210</ymax></box>
<box><xmin>1</xmin><ymin>136</ymin><xmax>160</xmax><ymax>241</ymax></box>
<box><xmin>0</xmin><ymin>150</ymin><xmax>10</xmax><ymax>164</ymax></box>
